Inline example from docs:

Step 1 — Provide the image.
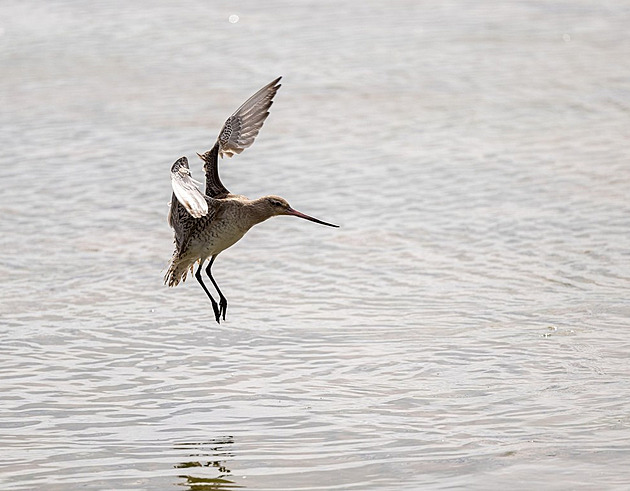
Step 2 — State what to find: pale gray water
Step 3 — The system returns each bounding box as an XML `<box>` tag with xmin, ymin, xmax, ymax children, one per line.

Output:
<box><xmin>1</xmin><ymin>1</ymin><xmax>630</xmax><ymax>489</ymax></box>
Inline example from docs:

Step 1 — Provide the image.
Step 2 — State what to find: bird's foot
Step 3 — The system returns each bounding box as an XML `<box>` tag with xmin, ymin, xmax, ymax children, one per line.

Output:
<box><xmin>210</xmin><ymin>298</ymin><xmax>221</xmax><ymax>324</ymax></box>
<box><xmin>219</xmin><ymin>297</ymin><xmax>228</xmax><ymax>321</ymax></box>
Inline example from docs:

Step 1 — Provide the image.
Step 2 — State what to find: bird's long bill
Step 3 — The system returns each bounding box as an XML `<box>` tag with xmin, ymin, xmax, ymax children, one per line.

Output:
<box><xmin>285</xmin><ymin>208</ymin><xmax>339</xmax><ymax>227</ymax></box>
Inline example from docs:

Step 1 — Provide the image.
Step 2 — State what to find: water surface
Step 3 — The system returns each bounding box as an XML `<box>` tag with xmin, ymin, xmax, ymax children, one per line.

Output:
<box><xmin>1</xmin><ymin>1</ymin><xmax>630</xmax><ymax>489</ymax></box>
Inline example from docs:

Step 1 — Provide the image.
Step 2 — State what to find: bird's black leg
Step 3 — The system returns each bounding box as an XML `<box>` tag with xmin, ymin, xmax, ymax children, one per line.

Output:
<box><xmin>195</xmin><ymin>260</ymin><xmax>221</xmax><ymax>324</ymax></box>
<box><xmin>206</xmin><ymin>255</ymin><xmax>228</xmax><ymax>321</ymax></box>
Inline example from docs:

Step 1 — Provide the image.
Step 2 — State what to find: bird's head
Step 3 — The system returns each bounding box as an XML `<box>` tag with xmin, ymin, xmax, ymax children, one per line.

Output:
<box><xmin>260</xmin><ymin>195</ymin><xmax>339</xmax><ymax>227</ymax></box>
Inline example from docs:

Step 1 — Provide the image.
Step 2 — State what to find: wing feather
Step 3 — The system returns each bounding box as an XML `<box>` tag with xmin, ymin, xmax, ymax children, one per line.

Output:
<box><xmin>217</xmin><ymin>76</ymin><xmax>281</xmax><ymax>158</ymax></box>
<box><xmin>199</xmin><ymin>76</ymin><xmax>282</xmax><ymax>197</ymax></box>
<box><xmin>169</xmin><ymin>156</ymin><xmax>208</xmax><ymax>219</ymax></box>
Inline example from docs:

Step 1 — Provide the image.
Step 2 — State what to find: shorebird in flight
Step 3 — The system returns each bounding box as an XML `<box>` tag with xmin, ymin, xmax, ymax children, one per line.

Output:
<box><xmin>165</xmin><ymin>77</ymin><xmax>338</xmax><ymax>323</ymax></box>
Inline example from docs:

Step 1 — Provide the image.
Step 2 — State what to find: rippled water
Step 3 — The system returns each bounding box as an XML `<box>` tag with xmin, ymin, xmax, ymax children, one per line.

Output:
<box><xmin>2</xmin><ymin>1</ymin><xmax>630</xmax><ymax>489</ymax></box>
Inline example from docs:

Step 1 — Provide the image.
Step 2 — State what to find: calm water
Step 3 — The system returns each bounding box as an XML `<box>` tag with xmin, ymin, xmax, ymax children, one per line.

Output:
<box><xmin>1</xmin><ymin>1</ymin><xmax>630</xmax><ymax>489</ymax></box>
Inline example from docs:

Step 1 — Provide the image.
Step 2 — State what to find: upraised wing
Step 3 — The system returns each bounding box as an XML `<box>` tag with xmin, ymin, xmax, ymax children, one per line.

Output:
<box><xmin>217</xmin><ymin>76</ymin><xmax>282</xmax><ymax>158</ymax></box>
<box><xmin>168</xmin><ymin>156</ymin><xmax>208</xmax><ymax>222</ymax></box>
<box><xmin>198</xmin><ymin>77</ymin><xmax>282</xmax><ymax>198</ymax></box>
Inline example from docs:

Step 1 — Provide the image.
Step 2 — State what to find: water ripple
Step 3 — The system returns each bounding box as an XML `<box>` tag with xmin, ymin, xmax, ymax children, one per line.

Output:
<box><xmin>2</xmin><ymin>0</ymin><xmax>630</xmax><ymax>489</ymax></box>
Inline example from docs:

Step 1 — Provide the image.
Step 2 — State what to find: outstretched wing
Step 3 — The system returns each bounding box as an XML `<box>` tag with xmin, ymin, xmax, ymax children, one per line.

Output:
<box><xmin>168</xmin><ymin>156</ymin><xmax>208</xmax><ymax>221</ymax></box>
<box><xmin>218</xmin><ymin>76</ymin><xmax>282</xmax><ymax>158</ymax></box>
<box><xmin>199</xmin><ymin>76</ymin><xmax>282</xmax><ymax>198</ymax></box>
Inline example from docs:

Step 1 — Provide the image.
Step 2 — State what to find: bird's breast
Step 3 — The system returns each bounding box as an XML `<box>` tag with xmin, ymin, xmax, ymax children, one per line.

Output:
<box><xmin>189</xmin><ymin>212</ymin><xmax>251</xmax><ymax>257</ymax></box>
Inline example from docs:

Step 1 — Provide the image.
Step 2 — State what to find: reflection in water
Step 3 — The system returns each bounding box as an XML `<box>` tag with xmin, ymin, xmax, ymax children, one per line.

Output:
<box><xmin>174</xmin><ymin>438</ymin><xmax>243</xmax><ymax>490</ymax></box>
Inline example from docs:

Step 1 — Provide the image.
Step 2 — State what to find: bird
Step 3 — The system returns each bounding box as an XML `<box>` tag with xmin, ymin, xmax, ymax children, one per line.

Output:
<box><xmin>164</xmin><ymin>77</ymin><xmax>338</xmax><ymax>323</ymax></box>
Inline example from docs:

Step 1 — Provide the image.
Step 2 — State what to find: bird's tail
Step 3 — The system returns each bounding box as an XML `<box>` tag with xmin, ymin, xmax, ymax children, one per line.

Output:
<box><xmin>164</xmin><ymin>253</ymin><xmax>196</xmax><ymax>287</ymax></box>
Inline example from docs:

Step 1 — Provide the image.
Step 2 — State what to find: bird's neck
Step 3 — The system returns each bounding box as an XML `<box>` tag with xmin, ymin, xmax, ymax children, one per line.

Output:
<box><xmin>244</xmin><ymin>197</ymin><xmax>275</xmax><ymax>228</ymax></box>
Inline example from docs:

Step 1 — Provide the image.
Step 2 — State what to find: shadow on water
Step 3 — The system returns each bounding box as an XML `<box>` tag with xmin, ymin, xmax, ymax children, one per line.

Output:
<box><xmin>174</xmin><ymin>438</ymin><xmax>244</xmax><ymax>490</ymax></box>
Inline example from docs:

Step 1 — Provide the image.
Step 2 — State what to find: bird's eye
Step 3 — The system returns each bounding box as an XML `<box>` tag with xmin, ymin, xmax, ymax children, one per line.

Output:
<box><xmin>271</xmin><ymin>200</ymin><xmax>282</xmax><ymax>207</ymax></box>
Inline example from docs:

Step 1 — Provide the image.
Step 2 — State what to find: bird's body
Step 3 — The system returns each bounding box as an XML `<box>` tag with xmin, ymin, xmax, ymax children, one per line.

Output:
<box><xmin>166</xmin><ymin>194</ymin><xmax>281</xmax><ymax>286</ymax></box>
<box><xmin>165</xmin><ymin>77</ymin><xmax>338</xmax><ymax>322</ymax></box>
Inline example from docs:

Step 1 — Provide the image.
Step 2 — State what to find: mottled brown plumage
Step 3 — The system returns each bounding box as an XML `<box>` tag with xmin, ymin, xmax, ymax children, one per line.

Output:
<box><xmin>165</xmin><ymin>78</ymin><xmax>338</xmax><ymax>323</ymax></box>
